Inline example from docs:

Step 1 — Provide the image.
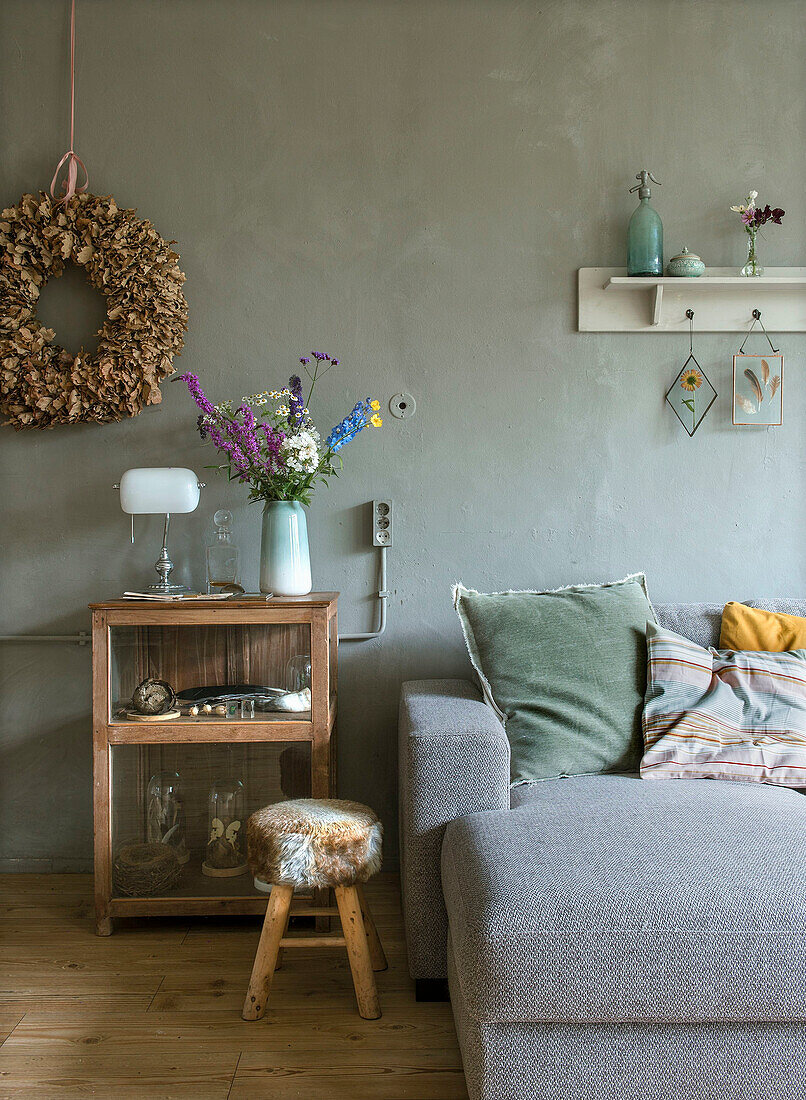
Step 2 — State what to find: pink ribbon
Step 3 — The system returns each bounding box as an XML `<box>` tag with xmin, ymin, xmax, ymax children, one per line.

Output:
<box><xmin>50</xmin><ymin>0</ymin><xmax>89</xmax><ymax>204</ymax></box>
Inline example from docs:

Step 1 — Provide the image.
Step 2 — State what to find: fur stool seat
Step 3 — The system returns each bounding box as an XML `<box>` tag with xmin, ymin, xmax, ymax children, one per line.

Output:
<box><xmin>246</xmin><ymin>798</ymin><xmax>383</xmax><ymax>889</ymax></box>
<box><xmin>242</xmin><ymin>798</ymin><xmax>387</xmax><ymax>1022</ymax></box>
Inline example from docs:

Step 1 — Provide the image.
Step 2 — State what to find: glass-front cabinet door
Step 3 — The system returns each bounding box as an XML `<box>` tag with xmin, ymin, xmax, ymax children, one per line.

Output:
<box><xmin>108</xmin><ymin>621</ymin><xmax>313</xmax><ymax>724</ymax></box>
<box><xmin>110</xmin><ymin>740</ymin><xmax>312</xmax><ymax>900</ymax></box>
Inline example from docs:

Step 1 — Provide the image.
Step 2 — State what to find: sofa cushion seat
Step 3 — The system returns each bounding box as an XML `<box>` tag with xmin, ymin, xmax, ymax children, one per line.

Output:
<box><xmin>441</xmin><ymin>775</ymin><xmax>806</xmax><ymax>1025</ymax></box>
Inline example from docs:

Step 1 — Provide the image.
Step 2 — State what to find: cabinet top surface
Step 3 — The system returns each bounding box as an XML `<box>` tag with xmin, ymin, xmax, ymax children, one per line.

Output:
<box><xmin>89</xmin><ymin>592</ymin><xmax>339</xmax><ymax>611</ymax></box>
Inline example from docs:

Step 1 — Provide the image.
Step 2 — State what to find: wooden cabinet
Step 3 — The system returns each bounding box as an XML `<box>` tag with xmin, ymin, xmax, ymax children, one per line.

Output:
<box><xmin>90</xmin><ymin>594</ymin><xmax>338</xmax><ymax>934</ymax></box>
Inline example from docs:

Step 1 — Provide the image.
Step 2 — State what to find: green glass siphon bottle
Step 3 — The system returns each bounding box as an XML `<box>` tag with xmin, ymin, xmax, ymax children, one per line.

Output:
<box><xmin>627</xmin><ymin>170</ymin><xmax>663</xmax><ymax>276</ymax></box>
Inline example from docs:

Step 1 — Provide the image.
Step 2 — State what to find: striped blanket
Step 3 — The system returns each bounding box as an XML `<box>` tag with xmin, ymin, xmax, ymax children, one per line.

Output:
<box><xmin>641</xmin><ymin>620</ymin><xmax>806</xmax><ymax>787</ymax></box>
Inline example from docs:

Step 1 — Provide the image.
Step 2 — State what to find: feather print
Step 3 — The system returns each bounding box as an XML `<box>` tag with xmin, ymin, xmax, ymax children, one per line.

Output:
<box><xmin>770</xmin><ymin>376</ymin><xmax>781</xmax><ymax>399</ymax></box>
<box><xmin>761</xmin><ymin>358</ymin><xmax>770</xmax><ymax>385</ymax></box>
<box><xmin>736</xmin><ymin>395</ymin><xmax>757</xmax><ymax>415</ymax></box>
<box><xmin>744</xmin><ymin>368</ymin><xmax>764</xmax><ymax>408</ymax></box>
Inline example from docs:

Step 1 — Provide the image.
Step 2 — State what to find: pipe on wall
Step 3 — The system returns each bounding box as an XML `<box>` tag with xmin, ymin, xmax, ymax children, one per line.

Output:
<box><xmin>0</xmin><ymin>547</ymin><xmax>391</xmax><ymax>646</ymax></box>
<box><xmin>339</xmin><ymin>546</ymin><xmax>389</xmax><ymax>642</ymax></box>
<box><xmin>0</xmin><ymin>632</ymin><xmax>90</xmax><ymax>645</ymax></box>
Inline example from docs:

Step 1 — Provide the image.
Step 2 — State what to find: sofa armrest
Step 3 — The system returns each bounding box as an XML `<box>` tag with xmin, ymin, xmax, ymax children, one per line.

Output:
<box><xmin>398</xmin><ymin>679</ymin><xmax>510</xmax><ymax>981</ymax></box>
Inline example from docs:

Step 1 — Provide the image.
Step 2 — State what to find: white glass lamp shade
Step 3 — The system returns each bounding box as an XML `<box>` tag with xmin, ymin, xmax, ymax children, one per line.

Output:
<box><xmin>119</xmin><ymin>468</ymin><xmax>201</xmax><ymax>515</ymax></box>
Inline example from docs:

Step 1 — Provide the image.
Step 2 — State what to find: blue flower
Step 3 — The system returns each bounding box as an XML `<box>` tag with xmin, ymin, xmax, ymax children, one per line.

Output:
<box><xmin>326</xmin><ymin>401</ymin><xmax>373</xmax><ymax>452</ymax></box>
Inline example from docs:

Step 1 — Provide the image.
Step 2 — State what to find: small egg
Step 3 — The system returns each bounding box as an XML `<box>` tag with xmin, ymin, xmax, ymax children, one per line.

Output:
<box><xmin>189</xmin><ymin>705</ymin><xmax>199</xmax><ymax>717</ymax></box>
<box><xmin>215</xmin><ymin>704</ymin><xmax>226</xmax><ymax>716</ymax></box>
<box><xmin>203</xmin><ymin>703</ymin><xmax>213</xmax><ymax>714</ymax></box>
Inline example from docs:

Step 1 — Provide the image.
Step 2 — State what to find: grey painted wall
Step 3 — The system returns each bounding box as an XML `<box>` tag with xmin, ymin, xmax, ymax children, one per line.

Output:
<box><xmin>1</xmin><ymin>0</ymin><xmax>804</xmax><ymax>869</ymax></box>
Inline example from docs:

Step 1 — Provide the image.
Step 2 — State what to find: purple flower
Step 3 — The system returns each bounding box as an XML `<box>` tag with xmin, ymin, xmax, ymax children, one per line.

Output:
<box><xmin>741</xmin><ymin>209</ymin><xmax>755</xmax><ymax>227</ymax></box>
<box><xmin>233</xmin><ymin>404</ymin><xmax>262</xmax><ymax>464</ymax></box>
<box><xmin>206</xmin><ymin>420</ymin><xmax>248</xmax><ymax>473</ymax></box>
<box><xmin>257</xmin><ymin>422</ymin><xmax>286</xmax><ymax>474</ymax></box>
<box><xmin>771</xmin><ymin>207</ymin><xmax>785</xmax><ymax>224</ymax></box>
<box><xmin>179</xmin><ymin>372</ymin><xmax>215</xmax><ymax>417</ymax></box>
<box><xmin>300</xmin><ymin>357</ymin><xmax>310</xmax><ymax>365</ymax></box>
<box><xmin>288</xmin><ymin>375</ymin><xmax>305</xmax><ymax>427</ymax></box>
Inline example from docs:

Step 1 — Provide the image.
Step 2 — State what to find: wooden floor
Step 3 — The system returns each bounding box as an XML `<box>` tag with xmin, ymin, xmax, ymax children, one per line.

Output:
<box><xmin>0</xmin><ymin>873</ymin><xmax>468</xmax><ymax>1099</ymax></box>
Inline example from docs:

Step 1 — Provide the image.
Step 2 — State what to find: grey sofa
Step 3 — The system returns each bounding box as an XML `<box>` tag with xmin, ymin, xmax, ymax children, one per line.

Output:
<box><xmin>399</xmin><ymin>602</ymin><xmax>806</xmax><ymax>1100</ymax></box>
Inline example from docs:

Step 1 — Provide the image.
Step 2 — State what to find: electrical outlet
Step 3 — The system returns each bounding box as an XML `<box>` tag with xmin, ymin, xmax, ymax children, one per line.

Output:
<box><xmin>372</xmin><ymin>499</ymin><xmax>393</xmax><ymax>546</ymax></box>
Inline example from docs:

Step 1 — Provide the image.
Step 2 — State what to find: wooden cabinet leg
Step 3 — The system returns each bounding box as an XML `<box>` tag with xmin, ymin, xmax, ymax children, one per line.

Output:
<box><xmin>95</xmin><ymin>913</ymin><xmax>113</xmax><ymax>937</ymax></box>
<box><xmin>335</xmin><ymin>885</ymin><xmax>381</xmax><ymax>1019</ymax></box>
<box><xmin>242</xmin><ymin>884</ymin><xmax>293</xmax><ymax>1021</ymax></box>
<box><xmin>356</xmin><ymin>883</ymin><xmax>387</xmax><ymax>972</ymax></box>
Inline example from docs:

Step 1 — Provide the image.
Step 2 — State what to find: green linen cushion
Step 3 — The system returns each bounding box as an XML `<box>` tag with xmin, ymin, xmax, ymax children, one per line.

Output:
<box><xmin>453</xmin><ymin>574</ymin><xmax>656</xmax><ymax>784</ymax></box>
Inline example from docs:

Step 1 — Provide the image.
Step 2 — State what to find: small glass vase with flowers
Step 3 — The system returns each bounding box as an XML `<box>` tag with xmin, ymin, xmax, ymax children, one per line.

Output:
<box><xmin>730</xmin><ymin>190</ymin><xmax>785</xmax><ymax>277</ymax></box>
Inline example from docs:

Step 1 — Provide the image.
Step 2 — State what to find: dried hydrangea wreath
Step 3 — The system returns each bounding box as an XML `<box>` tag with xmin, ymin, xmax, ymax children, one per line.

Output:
<box><xmin>0</xmin><ymin>191</ymin><xmax>188</xmax><ymax>429</ymax></box>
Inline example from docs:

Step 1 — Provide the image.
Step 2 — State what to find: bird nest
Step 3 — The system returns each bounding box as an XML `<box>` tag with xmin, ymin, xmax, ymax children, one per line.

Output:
<box><xmin>113</xmin><ymin>842</ymin><xmax>182</xmax><ymax>897</ymax></box>
<box><xmin>0</xmin><ymin>191</ymin><xmax>188</xmax><ymax>429</ymax></box>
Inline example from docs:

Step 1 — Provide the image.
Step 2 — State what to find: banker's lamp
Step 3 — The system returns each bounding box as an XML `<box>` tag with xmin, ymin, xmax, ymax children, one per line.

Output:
<box><xmin>115</xmin><ymin>468</ymin><xmax>204</xmax><ymax>593</ymax></box>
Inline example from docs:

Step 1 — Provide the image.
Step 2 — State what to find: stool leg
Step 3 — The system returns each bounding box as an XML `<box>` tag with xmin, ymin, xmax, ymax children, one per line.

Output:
<box><xmin>356</xmin><ymin>883</ymin><xmax>388</xmax><ymax>972</ymax></box>
<box><xmin>242</xmin><ymin>884</ymin><xmax>293</xmax><ymax>1021</ymax></box>
<box><xmin>335</xmin><ymin>885</ymin><xmax>381</xmax><ymax>1020</ymax></box>
<box><xmin>275</xmin><ymin>904</ymin><xmax>291</xmax><ymax>971</ymax></box>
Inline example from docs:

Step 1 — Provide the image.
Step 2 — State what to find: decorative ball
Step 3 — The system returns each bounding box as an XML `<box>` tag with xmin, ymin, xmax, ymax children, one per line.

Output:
<box><xmin>130</xmin><ymin>678</ymin><xmax>176</xmax><ymax>716</ymax></box>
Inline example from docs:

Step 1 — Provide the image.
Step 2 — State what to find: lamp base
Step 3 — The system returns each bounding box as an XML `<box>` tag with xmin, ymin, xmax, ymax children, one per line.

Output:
<box><xmin>150</xmin><ymin>516</ymin><xmax>188</xmax><ymax>593</ymax></box>
<box><xmin>147</xmin><ymin>581</ymin><xmax>189</xmax><ymax>594</ymax></box>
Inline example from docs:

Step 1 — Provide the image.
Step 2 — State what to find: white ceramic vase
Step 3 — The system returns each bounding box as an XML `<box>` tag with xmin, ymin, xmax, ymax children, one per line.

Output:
<box><xmin>259</xmin><ymin>500</ymin><xmax>312</xmax><ymax>596</ymax></box>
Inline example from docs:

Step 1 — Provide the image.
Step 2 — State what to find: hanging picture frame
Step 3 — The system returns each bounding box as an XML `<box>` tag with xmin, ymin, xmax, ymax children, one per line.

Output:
<box><xmin>732</xmin><ymin>354</ymin><xmax>783</xmax><ymax>426</ymax></box>
<box><xmin>665</xmin><ymin>356</ymin><xmax>717</xmax><ymax>436</ymax></box>
<box><xmin>665</xmin><ymin>310</ymin><xmax>717</xmax><ymax>437</ymax></box>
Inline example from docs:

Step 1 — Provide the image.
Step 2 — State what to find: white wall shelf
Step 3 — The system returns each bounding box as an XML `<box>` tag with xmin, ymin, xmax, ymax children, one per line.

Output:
<box><xmin>578</xmin><ymin>267</ymin><xmax>806</xmax><ymax>332</ymax></box>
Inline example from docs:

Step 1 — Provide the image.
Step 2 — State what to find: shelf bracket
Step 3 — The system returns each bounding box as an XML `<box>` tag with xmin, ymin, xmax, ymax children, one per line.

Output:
<box><xmin>651</xmin><ymin>285</ymin><xmax>663</xmax><ymax>327</ymax></box>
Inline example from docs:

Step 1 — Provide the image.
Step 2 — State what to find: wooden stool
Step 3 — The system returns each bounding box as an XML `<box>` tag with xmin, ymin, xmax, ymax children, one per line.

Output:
<box><xmin>242</xmin><ymin>798</ymin><xmax>387</xmax><ymax>1021</ymax></box>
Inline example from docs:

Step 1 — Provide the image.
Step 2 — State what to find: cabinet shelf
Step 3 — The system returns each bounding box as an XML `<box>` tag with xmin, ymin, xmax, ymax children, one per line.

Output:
<box><xmin>106</xmin><ymin>719</ymin><xmax>317</xmax><ymax>744</ymax></box>
<box><xmin>579</xmin><ymin>267</ymin><xmax>806</xmax><ymax>332</ymax></box>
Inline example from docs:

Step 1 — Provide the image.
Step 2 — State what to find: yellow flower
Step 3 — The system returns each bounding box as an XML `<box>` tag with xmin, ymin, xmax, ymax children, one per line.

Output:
<box><xmin>680</xmin><ymin>368</ymin><xmax>703</xmax><ymax>392</ymax></box>
<box><xmin>371</xmin><ymin>414</ymin><xmax>382</xmax><ymax>427</ymax></box>
<box><xmin>370</xmin><ymin>400</ymin><xmax>380</xmax><ymax>411</ymax></box>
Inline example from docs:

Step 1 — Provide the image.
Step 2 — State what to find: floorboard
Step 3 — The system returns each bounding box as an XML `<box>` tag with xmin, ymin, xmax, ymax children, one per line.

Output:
<box><xmin>0</xmin><ymin>1016</ymin><xmax>23</xmax><ymax>1047</ymax></box>
<box><xmin>0</xmin><ymin>873</ymin><xmax>468</xmax><ymax>1099</ymax></box>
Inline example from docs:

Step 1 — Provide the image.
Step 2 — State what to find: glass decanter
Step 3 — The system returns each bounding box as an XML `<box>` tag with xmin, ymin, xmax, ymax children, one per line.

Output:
<box><xmin>206</xmin><ymin>509</ymin><xmax>239</xmax><ymax>594</ymax></box>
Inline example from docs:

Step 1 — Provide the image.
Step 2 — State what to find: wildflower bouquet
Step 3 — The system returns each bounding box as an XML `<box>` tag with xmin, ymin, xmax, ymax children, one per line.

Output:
<box><xmin>730</xmin><ymin>191</ymin><xmax>785</xmax><ymax>277</ymax></box>
<box><xmin>178</xmin><ymin>353</ymin><xmax>382</xmax><ymax>507</ymax></box>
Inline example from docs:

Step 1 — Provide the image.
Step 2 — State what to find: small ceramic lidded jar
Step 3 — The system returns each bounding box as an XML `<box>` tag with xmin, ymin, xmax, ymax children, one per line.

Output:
<box><xmin>667</xmin><ymin>247</ymin><xmax>705</xmax><ymax>277</ymax></box>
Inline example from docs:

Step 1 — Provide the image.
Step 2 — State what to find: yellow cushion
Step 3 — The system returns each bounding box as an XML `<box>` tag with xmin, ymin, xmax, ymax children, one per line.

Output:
<box><xmin>719</xmin><ymin>601</ymin><xmax>806</xmax><ymax>651</ymax></box>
